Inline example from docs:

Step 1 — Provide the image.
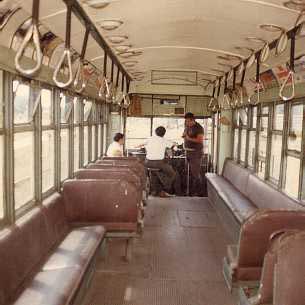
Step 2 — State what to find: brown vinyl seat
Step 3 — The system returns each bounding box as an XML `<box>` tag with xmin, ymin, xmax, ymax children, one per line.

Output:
<box><xmin>0</xmin><ymin>193</ymin><xmax>105</xmax><ymax>305</ymax></box>
<box><xmin>239</xmin><ymin>230</ymin><xmax>305</xmax><ymax>305</ymax></box>
<box><xmin>63</xmin><ymin>179</ymin><xmax>139</xmax><ymax>233</ymax></box>
<box><xmin>223</xmin><ymin>210</ymin><xmax>305</xmax><ymax>291</ymax></box>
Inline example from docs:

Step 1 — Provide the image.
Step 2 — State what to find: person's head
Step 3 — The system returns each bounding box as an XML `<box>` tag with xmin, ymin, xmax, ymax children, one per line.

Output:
<box><xmin>184</xmin><ymin>112</ymin><xmax>196</xmax><ymax>127</ymax></box>
<box><xmin>113</xmin><ymin>133</ymin><xmax>125</xmax><ymax>145</ymax></box>
<box><xmin>155</xmin><ymin>126</ymin><xmax>166</xmax><ymax>137</ymax></box>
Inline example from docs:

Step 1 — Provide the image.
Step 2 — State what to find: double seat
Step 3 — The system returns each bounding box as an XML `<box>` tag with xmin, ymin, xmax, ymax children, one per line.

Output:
<box><xmin>0</xmin><ymin>193</ymin><xmax>105</xmax><ymax>305</ymax></box>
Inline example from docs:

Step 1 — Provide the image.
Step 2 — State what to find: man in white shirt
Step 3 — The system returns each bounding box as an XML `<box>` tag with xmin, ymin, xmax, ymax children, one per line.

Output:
<box><xmin>107</xmin><ymin>133</ymin><xmax>124</xmax><ymax>157</ymax></box>
<box><xmin>143</xmin><ymin>126</ymin><xmax>177</xmax><ymax>197</ymax></box>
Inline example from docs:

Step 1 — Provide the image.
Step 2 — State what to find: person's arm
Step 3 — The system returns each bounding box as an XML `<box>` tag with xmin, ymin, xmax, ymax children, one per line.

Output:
<box><xmin>185</xmin><ymin>133</ymin><xmax>203</xmax><ymax>144</ymax></box>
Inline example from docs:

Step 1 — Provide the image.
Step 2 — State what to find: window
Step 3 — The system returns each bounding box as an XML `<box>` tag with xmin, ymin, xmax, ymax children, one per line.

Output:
<box><xmin>14</xmin><ymin>132</ymin><xmax>34</xmax><ymax>210</ymax></box>
<box><xmin>0</xmin><ymin>135</ymin><xmax>3</xmax><ymax>219</ymax></box>
<box><xmin>74</xmin><ymin>126</ymin><xmax>80</xmax><ymax>171</ymax></box>
<box><xmin>41</xmin><ymin>89</ymin><xmax>54</xmax><ymax>193</ymax></box>
<box><xmin>240</xmin><ymin>129</ymin><xmax>247</xmax><ymax>163</ymax></box>
<box><xmin>288</xmin><ymin>104</ymin><xmax>303</xmax><ymax>152</ymax></box>
<box><xmin>126</xmin><ymin>117</ymin><xmax>151</xmax><ymax>149</ymax></box>
<box><xmin>42</xmin><ymin>130</ymin><xmax>55</xmax><ymax>192</ymax></box>
<box><xmin>233</xmin><ymin>129</ymin><xmax>239</xmax><ymax>160</ymax></box>
<box><xmin>61</xmin><ymin>129</ymin><xmax>69</xmax><ymax>181</ymax></box>
<box><xmin>84</xmin><ymin>100</ymin><xmax>92</xmax><ymax>122</ymax></box>
<box><xmin>257</xmin><ymin>107</ymin><xmax>269</xmax><ymax>179</ymax></box>
<box><xmin>248</xmin><ymin>131</ymin><xmax>256</xmax><ymax>168</ymax></box>
<box><xmin>152</xmin><ymin>117</ymin><xmax>185</xmax><ymax>144</ymax></box>
<box><xmin>13</xmin><ymin>82</ymin><xmax>31</xmax><ymax>124</ymax></box>
<box><xmin>269</xmin><ymin>104</ymin><xmax>284</xmax><ymax>183</ymax></box>
<box><xmin>285</xmin><ymin>156</ymin><xmax>300</xmax><ymax>198</ymax></box>
<box><xmin>91</xmin><ymin>126</ymin><xmax>96</xmax><ymax>162</ymax></box>
<box><xmin>41</xmin><ymin>89</ymin><xmax>53</xmax><ymax>125</ymax></box>
<box><xmin>83</xmin><ymin>126</ymin><xmax>89</xmax><ymax>165</ymax></box>
<box><xmin>98</xmin><ymin>124</ymin><xmax>102</xmax><ymax>157</ymax></box>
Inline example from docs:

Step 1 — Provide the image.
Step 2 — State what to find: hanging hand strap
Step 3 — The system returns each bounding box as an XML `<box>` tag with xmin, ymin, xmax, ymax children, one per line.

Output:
<box><xmin>15</xmin><ymin>0</ymin><xmax>42</xmax><ymax>76</ymax></box>
<box><xmin>53</xmin><ymin>3</ymin><xmax>73</xmax><ymax>88</ymax></box>
<box><xmin>279</xmin><ymin>31</ymin><xmax>296</xmax><ymax>101</ymax></box>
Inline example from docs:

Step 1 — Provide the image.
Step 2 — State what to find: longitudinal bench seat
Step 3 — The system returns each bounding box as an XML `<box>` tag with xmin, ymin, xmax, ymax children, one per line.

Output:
<box><xmin>0</xmin><ymin>193</ymin><xmax>106</xmax><ymax>305</ymax></box>
<box><xmin>206</xmin><ymin>158</ymin><xmax>303</xmax><ymax>241</ymax></box>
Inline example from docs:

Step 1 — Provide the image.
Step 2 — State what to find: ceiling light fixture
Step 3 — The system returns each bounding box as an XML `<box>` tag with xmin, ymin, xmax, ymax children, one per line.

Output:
<box><xmin>81</xmin><ymin>0</ymin><xmax>119</xmax><ymax>9</ymax></box>
<box><xmin>114</xmin><ymin>44</ymin><xmax>132</xmax><ymax>52</ymax></box>
<box><xmin>123</xmin><ymin>60</ymin><xmax>138</xmax><ymax>67</ymax></box>
<box><xmin>97</xmin><ymin>19</ymin><xmax>123</xmax><ymax>30</ymax></box>
<box><xmin>108</xmin><ymin>35</ymin><xmax>128</xmax><ymax>44</ymax></box>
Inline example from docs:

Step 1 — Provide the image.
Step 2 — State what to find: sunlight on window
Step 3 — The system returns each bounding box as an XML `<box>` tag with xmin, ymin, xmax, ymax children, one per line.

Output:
<box><xmin>240</xmin><ymin>130</ymin><xmax>246</xmax><ymax>163</ymax></box>
<box><xmin>41</xmin><ymin>89</ymin><xmax>52</xmax><ymax>126</ymax></box>
<box><xmin>14</xmin><ymin>83</ymin><xmax>31</xmax><ymax>124</ymax></box>
<box><xmin>42</xmin><ymin>130</ymin><xmax>55</xmax><ymax>192</ymax></box>
<box><xmin>0</xmin><ymin>136</ymin><xmax>3</xmax><ymax>218</ymax></box>
<box><xmin>83</xmin><ymin>126</ymin><xmax>89</xmax><ymax>165</ymax></box>
<box><xmin>288</xmin><ymin>104</ymin><xmax>303</xmax><ymax>152</ymax></box>
<box><xmin>74</xmin><ymin>127</ymin><xmax>80</xmax><ymax>171</ymax></box>
<box><xmin>285</xmin><ymin>156</ymin><xmax>300</xmax><ymax>198</ymax></box>
<box><xmin>14</xmin><ymin>132</ymin><xmax>34</xmax><ymax>209</ymax></box>
<box><xmin>61</xmin><ymin>129</ymin><xmax>69</xmax><ymax>181</ymax></box>
<box><xmin>270</xmin><ymin>134</ymin><xmax>282</xmax><ymax>182</ymax></box>
<box><xmin>248</xmin><ymin>131</ymin><xmax>256</xmax><ymax>168</ymax></box>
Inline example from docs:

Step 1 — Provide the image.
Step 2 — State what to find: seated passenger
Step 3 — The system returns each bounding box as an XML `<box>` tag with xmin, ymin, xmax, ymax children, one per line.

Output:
<box><xmin>107</xmin><ymin>133</ymin><xmax>125</xmax><ymax>157</ymax></box>
<box><xmin>141</xmin><ymin>126</ymin><xmax>178</xmax><ymax>198</ymax></box>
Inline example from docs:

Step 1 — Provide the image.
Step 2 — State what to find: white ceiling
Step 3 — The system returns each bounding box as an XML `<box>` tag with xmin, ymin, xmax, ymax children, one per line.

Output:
<box><xmin>11</xmin><ymin>0</ymin><xmax>305</xmax><ymax>92</ymax></box>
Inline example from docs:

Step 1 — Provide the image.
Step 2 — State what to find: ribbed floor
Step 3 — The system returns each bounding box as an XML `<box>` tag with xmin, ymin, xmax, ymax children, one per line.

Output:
<box><xmin>84</xmin><ymin>197</ymin><xmax>237</xmax><ymax>305</ymax></box>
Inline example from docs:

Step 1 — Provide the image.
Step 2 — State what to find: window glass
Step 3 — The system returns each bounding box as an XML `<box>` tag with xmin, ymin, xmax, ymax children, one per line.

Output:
<box><xmin>84</xmin><ymin>100</ymin><xmax>92</xmax><ymax>122</ymax></box>
<box><xmin>126</xmin><ymin>117</ymin><xmax>151</xmax><ymax>149</ymax></box>
<box><xmin>0</xmin><ymin>136</ymin><xmax>3</xmax><ymax>219</ymax></box>
<box><xmin>240</xmin><ymin>129</ymin><xmax>247</xmax><ymax>163</ymax></box>
<box><xmin>91</xmin><ymin>127</ymin><xmax>96</xmax><ymax>162</ymax></box>
<box><xmin>233</xmin><ymin>129</ymin><xmax>239</xmax><ymax>160</ymax></box>
<box><xmin>213</xmin><ymin>115</ymin><xmax>218</xmax><ymax>166</ymax></box>
<box><xmin>14</xmin><ymin>132</ymin><xmax>34</xmax><ymax>209</ymax></box>
<box><xmin>248</xmin><ymin>131</ymin><xmax>256</xmax><ymax>168</ymax></box>
<box><xmin>258</xmin><ymin>113</ymin><xmax>269</xmax><ymax>179</ymax></box>
<box><xmin>152</xmin><ymin>117</ymin><xmax>185</xmax><ymax>144</ymax></box>
<box><xmin>61</xmin><ymin>129</ymin><xmax>69</xmax><ymax>181</ymax></box>
<box><xmin>274</xmin><ymin>104</ymin><xmax>284</xmax><ymax>130</ymax></box>
<box><xmin>60</xmin><ymin>95</ymin><xmax>72</xmax><ymax>124</ymax></box>
<box><xmin>262</xmin><ymin>106</ymin><xmax>269</xmax><ymax>115</ymax></box>
<box><xmin>269</xmin><ymin>134</ymin><xmax>282</xmax><ymax>182</ymax></box>
<box><xmin>103</xmin><ymin>124</ymin><xmax>107</xmax><ymax>155</ymax></box>
<box><xmin>14</xmin><ymin>82</ymin><xmax>31</xmax><ymax>124</ymax></box>
<box><xmin>42</xmin><ymin>130</ymin><xmax>54</xmax><ymax>192</ymax></box>
<box><xmin>252</xmin><ymin>107</ymin><xmax>257</xmax><ymax>129</ymax></box>
<box><xmin>74</xmin><ymin>97</ymin><xmax>80</xmax><ymax>124</ymax></box>
<box><xmin>285</xmin><ymin>156</ymin><xmax>300</xmax><ymax>198</ymax></box>
<box><xmin>41</xmin><ymin>89</ymin><xmax>52</xmax><ymax>126</ymax></box>
<box><xmin>74</xmin><ymin>127</ymin><xmax>80</xmax><ymax>171</ymax></box>
<box><xmin>98</xmin><ymin>124</ymin><xmax>102</xmax><ymax>157</ymax></box>
<box><xmin>83</xmin><ymin>126</ymin><xmax>89</xmax><ymax>165</ymax></box>
<box><xmin>239</xmin><ymin>108</ymin><xmax>248</xmax><ymax>126</ymax></box>
<box><xmin>288</xmin><ymin>104</ymin><xmax>303</xmax><ymax>152</ymax></box>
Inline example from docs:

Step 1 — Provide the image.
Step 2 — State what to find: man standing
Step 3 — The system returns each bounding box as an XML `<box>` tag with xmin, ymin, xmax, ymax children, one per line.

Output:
<box><xmin>183</xmin><ymin>112</ymin><xmax>204</xmax><ymax>196</ymax></box>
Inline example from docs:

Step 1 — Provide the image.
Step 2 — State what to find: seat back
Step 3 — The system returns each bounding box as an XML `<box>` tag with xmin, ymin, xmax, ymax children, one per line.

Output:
<box><xmin>63</xmin><ymin>179</ymin><xmax>138</xmax><ymax>230</ymax></box>
<box><xmin>274</xmin><ymin>231</ymin><xmax>305</xmax><ymax>305</ymax></box>
<box><xmin>75</xmin><ymin>169</ymin><xmax>142</xmax><ymax>189</ymax></box>
<box><xmin>237</xmin><ymin>210</ymin><xmax>305</xmax><ymax>269</ymax></box>
<box><xmin>87</xmin><ymin>163</ymin><xmax>145</xmax><ymax>188</ymax></box>
<box><xmin>0</xmin><ymin>194</ymin><xmax>68</xmax><ymax>305</ymax></box>
<box><xmin>222</xmin><ymin>159</ymin><xmax>250</xmax><ymax>196</ymax></box>
<box><xmin>245</xmin><ymin>174</ymin><xmax>301</xmax><ymax>210</ymax></box>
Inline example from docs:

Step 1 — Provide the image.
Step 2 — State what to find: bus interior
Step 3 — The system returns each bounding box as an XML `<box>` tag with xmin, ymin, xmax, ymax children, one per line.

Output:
<box><xmin>0</xmin><ymin>0</ymin><xmax>305</xmax><ymax>304</ymax></box>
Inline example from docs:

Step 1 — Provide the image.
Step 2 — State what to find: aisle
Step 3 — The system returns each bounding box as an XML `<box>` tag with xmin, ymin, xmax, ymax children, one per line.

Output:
<box><xmin>85</xmin><ymin>197</ymin><xmax>237</xmax><ymax>305</ymax></box>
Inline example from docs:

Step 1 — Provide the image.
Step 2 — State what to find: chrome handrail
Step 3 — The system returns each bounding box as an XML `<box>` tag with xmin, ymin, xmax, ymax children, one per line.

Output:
<box><xmin>73</xmin><ymin>61</ymin><xmax>86</xmax><ymax>93</ymax></box>
<box><xmin>15</xmin><ymin>0</ymin><xmax>42</xmax><ymax>76</ymax></box>
<box><xmin>248</xmin><ymin>81</ymin><xmax>262</xmax><ymax>105</ymax></box>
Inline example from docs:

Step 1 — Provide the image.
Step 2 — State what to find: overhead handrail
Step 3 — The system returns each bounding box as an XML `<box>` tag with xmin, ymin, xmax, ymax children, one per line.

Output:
<box><xmin>74</xmin><ymin>27</ymin><xmax>90</xmax><ymax>93</ymax></box>
<box><xmin>53</xmin><ymin>3</ymin><xmax>73</xmax><ymax>88</ymax></box>
<box><xmin>15</xmin><ymin>0</ymin><xmax>42</xmax><ymax>76</ymax></box>
<box><xmin>248</xmin><ymin>53</ymin><xmax>263</xmax><ymax>105</ymax></box>
<box><xmin>279</xmin><ymin>30</ymin><xmax>296</xmax><ymax>101</ymax></box>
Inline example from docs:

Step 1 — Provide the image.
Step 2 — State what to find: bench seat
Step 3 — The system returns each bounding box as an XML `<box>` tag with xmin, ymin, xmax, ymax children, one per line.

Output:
<box><xmin>206</xmin><ymin>173</ymin><xmax>256</xmax><ymax>223</ymax></box>
<box><xmin>14</xmin><ymin>226</ymin><xmax>105</xmax><ymax>305</ymax></box>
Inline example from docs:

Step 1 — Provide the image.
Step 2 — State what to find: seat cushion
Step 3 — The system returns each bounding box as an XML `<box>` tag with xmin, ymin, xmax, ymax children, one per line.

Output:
<box><xmin>13</xmin><ymin>226</ymin><xmax>105</xmax><ymax>305</ymax></box>
<box><xmin>206</xmin><ymin>173</ymin><xmax>256</xmax><ymax>223</ymax></box>
<box><xmin>43</xmin><ymin>226</ymin><xmax>105</xmax><ymax>270</ymax></box>
<box><xmin>13</xmin><ymin>266</ymin><xmax>83</xmax><ymax>305</ymax></box>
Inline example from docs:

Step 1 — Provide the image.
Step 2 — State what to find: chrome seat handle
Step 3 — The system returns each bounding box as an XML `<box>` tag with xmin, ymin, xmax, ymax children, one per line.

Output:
<box><xmin>15</xmin><ymin>0</ymin><xmax>42</xmax><ymax>76</ymax></box>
